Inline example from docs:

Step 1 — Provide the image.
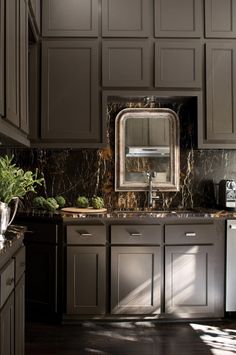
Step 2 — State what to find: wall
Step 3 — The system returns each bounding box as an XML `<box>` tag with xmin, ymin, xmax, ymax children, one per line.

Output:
<box><xmin>5</xmin><ymin>96</ymin><xmax>236</xmax><ymax>211</ymax></box>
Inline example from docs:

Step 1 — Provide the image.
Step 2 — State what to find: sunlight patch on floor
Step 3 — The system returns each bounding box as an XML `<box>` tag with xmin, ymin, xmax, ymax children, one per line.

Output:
<box><xmin>190</xmin><ymin>323</ymin><xmax>236</xmax><ymax>354</ymax></box>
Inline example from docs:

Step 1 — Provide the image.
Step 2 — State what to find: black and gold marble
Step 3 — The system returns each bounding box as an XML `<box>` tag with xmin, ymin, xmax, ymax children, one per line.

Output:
<box><xmin>4</xmin><ymin>96</ymin><xmax>236</xmax><ymax>211</ymax></box>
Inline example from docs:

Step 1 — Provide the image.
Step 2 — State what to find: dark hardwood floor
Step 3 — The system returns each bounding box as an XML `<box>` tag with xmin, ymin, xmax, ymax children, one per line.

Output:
<box><xmin>25</xmin><ymin>320</ymin><xmax>236</xmax><ymax>355</ymax></box>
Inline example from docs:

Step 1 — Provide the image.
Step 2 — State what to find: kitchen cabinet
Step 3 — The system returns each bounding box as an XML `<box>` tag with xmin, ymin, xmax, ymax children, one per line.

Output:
<box><xmin>6</xmin><ymin>0</ymin><xmax>20</xmax><ymax>127</ymax></box>
<box><xmin>102</xmin><ymin>0</ymin><xmax>152</xmax><ymax>37</ymax></box>
<box><xmin>41</xmin><ymin>40</ymin><xmax>102</xmax><ymax>147</ymax></box>
<box><xmin>154</xmin><ymin>0</ymin><xmax>202</xmax><ymax>38</ymax></box>
<box><xmin>0</xmin><ymin>0</ymin><xmax>4</xmax><ymax>117</ymax></box>
<box><xmin>102</xmin><ymin>40</ymin><xmax>151</xmax><ymax>87</ymax></box>
<box><xmin>200</xmin><ymin>42</ymin><xmax>236</xmax><ymax>148</ymax></box>
<box><xmin>205</xmin><ymin>0</ymin><xmax>236</xmax><ymax>38</ymax></box>
<box><xmin>110</xmin><ymin>225</ymin><xmax>161</xmax><ymax>315</ymax></box>
<box><xmin>42</xmin><ymin>0</ymin><xmax>98</xmax><ymax>37</ymax></box>
<box><xmin>0</xmin><ymin>293</ymin><xmax>14</xmax><ymax>355</ymax></box>
<box><xmin>155</xmin><ymin>40</ymin><xmax>202</xmax><ymax>89</ymax></box>
<box><xmin>66</xmin><ymin>225</ymin><xmax>106</xmax><ymax>315</ymax></box>
<box><xmin>164</xmin><ymin>223</ymin><xmax>224</xmax><ymax>318</ymax></box>
<box><xmin>19</xmin><ymin>0</ymin><xmax>29</xmax><ymax>133</ymax></box>
<box><xmin>23</xmin><ymin>222</ymin><xmax>60</xmax><ymax>321</ymax></box>
<box><xmin>0</xmin><ymin>234</ymin><xmax>25</xmax><ymax>355</ymax></box>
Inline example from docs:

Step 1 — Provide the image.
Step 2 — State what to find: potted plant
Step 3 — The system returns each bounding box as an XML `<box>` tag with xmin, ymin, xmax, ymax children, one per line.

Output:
<box><xmin>0</xmin><ymin>155</ymin><xmax>44</xmax><ymax>240</ymax></box>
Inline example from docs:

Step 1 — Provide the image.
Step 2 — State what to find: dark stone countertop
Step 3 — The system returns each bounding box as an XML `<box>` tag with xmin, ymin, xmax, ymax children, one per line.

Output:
<box><xmin>15</xmin><ymin>207</ymin><xmax>236</xmax><ymax>224</ymax></box>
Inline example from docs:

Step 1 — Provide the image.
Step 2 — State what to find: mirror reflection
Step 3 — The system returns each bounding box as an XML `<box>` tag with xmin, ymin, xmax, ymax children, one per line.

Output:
<box><xmin>115</xmin><ymin>108</ymin><xmax>180</xmax><ymax>191</ymax></box>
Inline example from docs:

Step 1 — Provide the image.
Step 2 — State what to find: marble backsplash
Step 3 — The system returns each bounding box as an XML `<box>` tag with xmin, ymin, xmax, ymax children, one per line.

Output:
<box><xmin>4</xmin><ymin>97</ymin><xmax>236</xmax><ymax>211</ymax></box>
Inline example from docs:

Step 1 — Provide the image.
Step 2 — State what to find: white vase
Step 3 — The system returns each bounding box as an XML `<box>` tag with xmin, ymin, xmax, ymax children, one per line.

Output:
<box><xmin>0</xmin><ymin>197</ymin><xmax>19</xmax><ymax>242</ymax></box>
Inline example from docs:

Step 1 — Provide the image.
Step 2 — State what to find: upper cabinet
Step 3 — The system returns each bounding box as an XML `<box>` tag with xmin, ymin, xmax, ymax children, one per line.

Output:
<box><xmin>102</xmin><ymin>0</ymin><xmax>152</xmax><ymax>37</ymax></box>
<box><xmin>102</xmin><ymin>40</ymin><xmax>151</xmax><ymax>87</ymax></box>
<box><xmin>42</xmin><ymin>0</ymin><xmax>98</xmax><ymax>37</ymax></box>
<box><xmin>205</xmin><ymin>0</ymin><xmax>236</xmax><ymax>38</ymax></box>
<box><xmin>155</xmin><ymin>40</ymin><xmax>202</xmax><ymax>89</ymax></box>
<box><xmin>41</xmin><ymin>40</ymin><xmax>101</xmax><ymax>146</ymax></box>
<box><xmin>0</xmin><ymin>0</ymin><xmax>4</xmax><ymax>117</ymax></box>
<box><xmin>199</xmin><ymin>42</ymin><xmax>236</xmax><ymax>148</ymax></box>
<box><xmin>154</xmin><ymin>0</ymin><xmax>202</xmax><ymax>38</ymax></box>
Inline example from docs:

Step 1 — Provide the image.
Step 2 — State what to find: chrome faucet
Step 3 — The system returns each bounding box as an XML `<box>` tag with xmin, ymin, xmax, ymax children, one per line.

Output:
<box><xmin>146</xmin><ymin>172</ymin><xmax>160</xmax><ymax>209</ymax></box>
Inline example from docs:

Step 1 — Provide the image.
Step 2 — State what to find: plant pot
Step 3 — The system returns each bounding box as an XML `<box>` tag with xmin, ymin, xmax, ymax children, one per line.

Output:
<box><xmin>0</xmin><ymin>198</ymin><xmax>19</xmax><ymax>242</ymax></box>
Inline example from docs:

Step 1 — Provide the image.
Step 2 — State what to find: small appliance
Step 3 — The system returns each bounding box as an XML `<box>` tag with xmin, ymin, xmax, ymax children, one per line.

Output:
<box><xmin>219</xmin><ymin>179</ymin><xmax>236</xmax><ymax>210</ymax></box>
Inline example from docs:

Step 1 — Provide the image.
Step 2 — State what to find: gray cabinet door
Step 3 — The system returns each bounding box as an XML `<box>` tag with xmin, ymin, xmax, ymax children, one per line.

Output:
<box><xmin>155</xmin><ymin>40</ymin><xmax>202</xmax><ymax>89</ymax></box>
<box><xmin>41</xmin><ymin>40</ymin><xmax>100</xmax><ymax>143</ymax></box>
<box><xmin>6</xmin><ymin>0</ymin><xmax>19</xmax><ymax>127</ymax></box>
<box><xmin>42</xmin><ymin>0</ymin><xmax>98</xmax><ymax>37</ymax></box>
<box><xmin>102</xmin><ymin>0</ymin><xmax>151</xmax><ymax>37</ymax></box>
<box><xmin>102</xmin><ymin>40</ymin><xmax>151</xmax><ymax>87</ymax></box>
<box><xmin>203</xmin><ymin>42</ymin><xmax>236</xmax><ymax>147</ymax></box>
<box><xmin>165</xmin><ymin>245</ymin><xmax>215</xmax><ymax>316</ymax></box>
<box><xmin>67</xmin><ymin>246</ymin><xmax>106</xmax><ymax>315</ymax></box>
<box><xmin>111</xmin><ymin>246</ymin><xmax>161</xmax><ymax>314</ymax></box>
<box><xmin>0</xmin><ymin>293</ymin><xmax>14</xmax><ymax>355</ymax></box>
<box><xmin>205</xmin><ymin>0</ymin><xmax>236</xmax><ymax>38</ymax></box>
<box><xmin>154</xmin><ymin>0</ymin><xmax>202</xmax><ymax>38</ymax></box>
<box><xmin>29</xmin><ymin>0</ymin><xmax>41</xmax><ymax>33</ymax></box>
<box><xmin>15</xmin><ymin>276</ymin><xmax>25</xmax><ymax>355</ymax></box>
<box><xmin>0</xmin><ymin>0</ymin><xmax>4</xmax><ymax>117</ymax></box>
<box><xmin>19</xmin><ymin>0</ymin><xmax>28</xmax><ymax>133</ymax></box>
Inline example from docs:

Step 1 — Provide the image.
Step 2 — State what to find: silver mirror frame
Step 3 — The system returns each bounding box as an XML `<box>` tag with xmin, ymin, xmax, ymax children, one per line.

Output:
<box><xmin>115</xmin><ymin>108</ymin><xmax>180</xmax><ymax>191</ymax></box>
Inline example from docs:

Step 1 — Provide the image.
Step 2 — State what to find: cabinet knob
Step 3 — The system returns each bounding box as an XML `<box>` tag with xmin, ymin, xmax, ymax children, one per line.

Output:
<box><xmin>185</xmin><ymin>232</ymin><xmax>196</xmax><ymax>237</ymax></box>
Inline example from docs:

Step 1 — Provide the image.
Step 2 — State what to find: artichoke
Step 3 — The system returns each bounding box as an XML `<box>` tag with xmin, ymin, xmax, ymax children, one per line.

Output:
<box><xmin>32</xmin><ymin>196</ymin><xmax>46</xmax><ymax>209</ymax></box>
<box><xmin>91</xmin><ymin>196</ymin><xmax>104</xmax><ymax>209</ymax></box>
<box><xmin>55</xmin><ymin>195</ymin><xmax>66</xmax><ymax>208</ymax></box>
<box><xmin>43</xmin><ymin>197</ymin><xmax>59</xmax><ymax>212</ymax></box>
<box><xmin>76</xmin><ymin>196</ymin><xmax>89</xmax><ymax>208</ymax></box>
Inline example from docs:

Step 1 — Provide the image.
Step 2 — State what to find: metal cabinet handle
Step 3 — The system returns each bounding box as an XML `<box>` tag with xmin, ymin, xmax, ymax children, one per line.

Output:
<box><xmin>185</xmin><ymin>232</ymin><xmax>196</xmax><ymax>237</ymax></box>
<box><xmin>79</xmin><ymin>233</ymin><xmax>93</xmax><ymax>237</ymax></box>
<box><xmin>229</xmin><ymin>225</ymin><xmax>236</xmax><ymax>229</ymax></box>
<box><xmin>6</xmin><ymin>278</ymin><xmax>14</xmax><ymax>286</ymax></box>
<box><xmin>130</xmin><ymin>233</ymin><xmax>142</xmax><ymax>237</ymax></box>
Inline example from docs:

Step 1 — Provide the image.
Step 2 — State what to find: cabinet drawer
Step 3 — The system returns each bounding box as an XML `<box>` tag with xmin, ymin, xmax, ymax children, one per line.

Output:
<box><xmin>67</xmin><ymin>225</ymin><xmax>106</xmax><ymax>245</ymax></box>
<box><xmin>0</xmin><ymin>259</ymin><xmax>14</xmax><ymax>308</ymax></box>
<box><xmin>165</xmin><ymin>224</ymin><xmax>215</xmax><ymax>244</ymax></box>
<box><xmin>111</xmin><ymin>225</ymin><xmax>162</xmax><ymax>245</ymax></box>
<box><xmin>14</xmin><ymin>246</ymin><xmax>25</xmax><ymax>284</ymax></box>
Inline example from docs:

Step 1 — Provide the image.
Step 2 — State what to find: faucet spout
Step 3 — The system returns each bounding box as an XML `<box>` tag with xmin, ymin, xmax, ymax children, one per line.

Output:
<box><xmin>146</xmin><ymin>172</ymin><xmax>159</xmax><ymax>209</ymax></box>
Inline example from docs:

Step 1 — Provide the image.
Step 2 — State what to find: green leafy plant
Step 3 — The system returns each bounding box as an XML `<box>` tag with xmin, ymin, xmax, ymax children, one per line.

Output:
<box><xmin>0</xmin><ymin>155</ymin><xmax>44</xmax><ymax>204</ymax></box>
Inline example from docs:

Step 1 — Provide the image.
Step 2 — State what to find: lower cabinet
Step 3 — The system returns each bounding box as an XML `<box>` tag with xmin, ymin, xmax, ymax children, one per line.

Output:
<box><xmin>67</xmin><ymin>246</ymin><xmax>106</xmax><ymax>314</ymax></box>
<box><xmin>164</xmin><ymin>223</ymin><xmax>224</xmax><ymax>318</ymax></box>
<box><xmin>111</xmin><ymin>246</ymin><xmax>161</xmax><ymax>314</ymax></box>
<box><xmin>0</xmin><ymin>239</ymin><xmax>25</xmax><ymax>355</ymax></box>
<box><xmin>66</xmin><ymin>225</ymin><xmax>106</xmax><ymax>316</ymax></box>
<box><xmin>0</xmin><ymin>293</ymin><xmax>14</xmax><ymax>355</ymax></box>
<box><xmin>22</xmin><ymin>222</ymin><xmax>60</xmax><ymax>321</ymax></box>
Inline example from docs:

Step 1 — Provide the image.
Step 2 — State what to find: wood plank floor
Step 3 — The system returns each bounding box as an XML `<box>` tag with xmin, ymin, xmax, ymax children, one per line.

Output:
<box><xmin>25</xmin><ymin>320</ymin><xmax>236</xmax><ymax>355</ymax></box>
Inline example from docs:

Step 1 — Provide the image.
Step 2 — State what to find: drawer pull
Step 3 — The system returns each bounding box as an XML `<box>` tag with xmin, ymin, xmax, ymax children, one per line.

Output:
<box><xmin>130</xmin><ymin>233</ymin><xmax>142</xmax><ymax>237</ymax></box>
<box><xmin>229</xmin><ymin>225</ymin><xmax>236</xmax><ymax>230</ymax></box>
<box><xmin>79</xmin><ymin>233</ymin><xmax>93</xmax><ymax>237</ymax></box>
<box><xmin>185</xmin><ymin>232</ymin><xmax>196</xmax><ymax>237</ymax></box>
<box><xmin>6</xmin><ymin>278</ymin><xmax>14</xmax><ymax>286</ymax></box>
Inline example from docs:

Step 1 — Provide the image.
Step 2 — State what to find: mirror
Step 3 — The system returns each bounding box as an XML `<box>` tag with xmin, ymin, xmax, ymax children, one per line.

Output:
<box><xmin>115</xmin><ymin>108</ymin><xmax>180</xmax><ymax>191</ymax></box>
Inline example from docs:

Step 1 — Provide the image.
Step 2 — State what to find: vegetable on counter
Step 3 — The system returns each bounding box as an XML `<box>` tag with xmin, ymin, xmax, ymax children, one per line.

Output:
<box><xmin>55</xmin><ymin>195</ymin><xmax>66</xmax><ymax>208</ymax></box>
<box><xmin>43</xmin><ymin>197</ymin><xmax>59</xmax><ymax>212</ymax></box>
<box><xmin>91</xmin><ymin>196</ymin><xmax>105</xmax><ymax>209</ymax></box>
<box><xmin>33</xmin><ymin>196</ymin><xmax>46</xmax><ymax>209</ymax></box>
<box><xmin>76</xmin><ymin>196</ymin><xmax>89</xmax><ymax>208</ymax></box>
